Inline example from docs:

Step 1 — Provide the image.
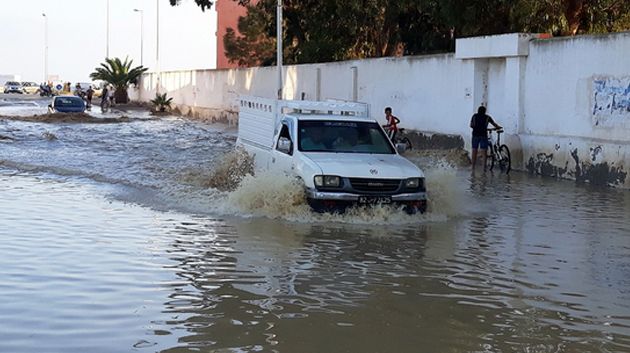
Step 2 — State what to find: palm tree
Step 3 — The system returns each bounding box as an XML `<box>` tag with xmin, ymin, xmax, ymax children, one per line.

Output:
<box><xmin>150</xmin><ymin>93</ymin><xmax>173</xmax><ymax>112</ymax></box>
<box><xmin>90</xmin><ymin>57</ymin><xmax>147</xmax><ymax>104</ymax></box>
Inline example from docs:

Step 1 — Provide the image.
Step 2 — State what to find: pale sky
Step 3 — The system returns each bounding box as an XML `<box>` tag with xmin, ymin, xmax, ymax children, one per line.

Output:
<box><xmin>0</xmin><ymin>0</ymin><xmax>217</xmax><ymax>83</ymax></box>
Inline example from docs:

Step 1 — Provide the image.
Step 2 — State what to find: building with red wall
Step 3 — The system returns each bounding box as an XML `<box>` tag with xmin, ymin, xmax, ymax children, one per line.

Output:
<box><xmin>216</xmin><ymin>0</ymin><xmax>258</xmax><ymax>69</ymax></box>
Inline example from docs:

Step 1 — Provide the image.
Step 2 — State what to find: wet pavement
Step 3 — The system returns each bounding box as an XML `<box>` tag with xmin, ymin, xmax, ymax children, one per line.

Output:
<box><xmin>1</xmin><ymin>95</ymin><xmax>629</xmax><ymax>352</ymax></box>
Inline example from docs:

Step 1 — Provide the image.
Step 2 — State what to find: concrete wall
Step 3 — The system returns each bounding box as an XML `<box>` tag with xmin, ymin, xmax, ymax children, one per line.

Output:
<box><xmin>132</xmin><ymin>32</ymin><xmax>630</xmax><ymax>188</ymax></box>
<box><xmin>521</xmin><ymin>33</ymin><xmax>630</xmax><ymax>187</ymax></box>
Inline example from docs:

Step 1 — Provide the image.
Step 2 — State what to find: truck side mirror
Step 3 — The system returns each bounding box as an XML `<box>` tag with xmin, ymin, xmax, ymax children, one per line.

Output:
<box><xmin>277</xmin><ymin>137</ymin><xmax>292</xmax><ymax>155</ymax></box>
<box><xmin>396</xmin><ymin>143</ymin><xmax>408</xmax><ymax>154</ymax></box>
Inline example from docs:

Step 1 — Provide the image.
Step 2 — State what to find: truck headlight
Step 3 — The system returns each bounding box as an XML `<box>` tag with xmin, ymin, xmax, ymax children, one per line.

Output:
<box><xmin>314</xmin><ymin>175</ymin><xmax>340</xmax><ymax>188</ymax></box>
<box><xmin>405</xmin><ymin>178</ymin><xmax>424</xmax><ymax>190</ymax></box>
<box><xmin>405</xmin><ymin>178</ymin><xmax>420</xmax><ymax>188</ymax></box>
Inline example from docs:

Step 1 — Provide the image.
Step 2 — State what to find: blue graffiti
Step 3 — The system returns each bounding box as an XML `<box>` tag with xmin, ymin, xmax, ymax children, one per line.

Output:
<box><xmin>593</xmin><ymin>78</ymin><xmax>630</xmax><ymax>117</ymax></box>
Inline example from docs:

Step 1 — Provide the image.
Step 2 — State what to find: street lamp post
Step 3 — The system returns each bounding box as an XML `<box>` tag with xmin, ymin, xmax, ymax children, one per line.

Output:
<box><xmin>277</xmin><ymin>0</ymin><xmax>283</xmax><ymax>99</ymax></box>
<box><xmin>156</xmin><ymin>0</ymin><xmax>160</xmax><ymax>93</ymax></box>
<box><xmin>106</xmin><ymin>0</ymin><xmax>110</xmax><ymax>58</ymax></box>
<box><xmin>133</xmin><ymin>9</ymin><xmax>144</xmax><ymax>66</ymax></box>
<box><xmin>42</xmin><ymin>13</ymin><xmax>48</xmax><ymax>83</ymax></box>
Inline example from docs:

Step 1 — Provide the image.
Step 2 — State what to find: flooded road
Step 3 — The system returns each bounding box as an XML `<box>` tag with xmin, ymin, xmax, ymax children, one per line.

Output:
<box><xmin>1</xmin><ymin>96</ymin><xmax>629</xmax><ymax>352</ymax></box>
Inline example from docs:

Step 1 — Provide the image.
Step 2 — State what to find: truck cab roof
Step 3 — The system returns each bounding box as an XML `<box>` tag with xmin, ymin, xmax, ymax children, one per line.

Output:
<box><xmin>285</xmin><ymin>113</ymin><xmax>376</xmax><ymax>123</ymax></box>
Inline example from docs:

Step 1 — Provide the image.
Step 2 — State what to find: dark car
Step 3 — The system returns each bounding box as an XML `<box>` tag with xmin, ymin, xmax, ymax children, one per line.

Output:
<box><xmin>48</xmin><ymin>96</ymin><xmax>86</xmax><ymax>113</ymax></box>
<box><xmin>3</xmin><ymin>81</ymin><xmax>23</xmax><ymax>94</ymax></box>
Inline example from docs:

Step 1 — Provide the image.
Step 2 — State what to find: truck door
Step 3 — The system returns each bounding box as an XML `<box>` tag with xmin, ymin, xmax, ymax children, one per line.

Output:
<box><xmin>271</xmin><ymin>121</ymin><xmax>295</xmax><ymax>174</ymax></box>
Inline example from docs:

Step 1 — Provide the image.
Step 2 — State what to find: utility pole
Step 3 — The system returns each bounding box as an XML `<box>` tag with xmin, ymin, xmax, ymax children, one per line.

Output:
<box><xmin>106</xmin><ymin>0</ymin><xmax>110</xmax><ymax>58</ymax></box>
<box><xmin>276</xmin><ymin>0</ymin><xmax>283</xmax><ymax>100</ymax></box>
<box><xmin>134</xmin><ymin>9</ymin><xmax>144</xmax><ymax>66</ymax></box>
<box><xmin>42</xmin><ymin>13</ymin><xmax>48</xmax><ymax>82</ymax></box>
<box><xmin>156</xmin><ymin>0</ymin><xmax>161</xmax><ymax>93</ymax></box>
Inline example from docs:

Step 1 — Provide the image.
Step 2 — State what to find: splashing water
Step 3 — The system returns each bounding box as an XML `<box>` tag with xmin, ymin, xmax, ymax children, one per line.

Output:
<box><xmin>42</xmin><ymin>131</ymin><xmax>57</xmax><ymax>141</ymax></box>
<box><xmin>423</xmin><ymin>162</ymin><xmax>465</xmax><ymax>218</ymax></box>
<box><xmin>203</xmin><ymin>148</ymin><xmax>254</xmax><ymax>191</ymax></box>
<box><xmin>194</xmin><ymin>151</ymin><xmax>468</xmax><ymax>224</ymax></box>
<box><xmin>179</xmin><ymin>148</ymin><xmax>254</xmax><ymax>192</ymax></box>
<box><xmin>225</xmin><ymin>172</ymin><xmax>312</xmax><ymax>219</ymax></box>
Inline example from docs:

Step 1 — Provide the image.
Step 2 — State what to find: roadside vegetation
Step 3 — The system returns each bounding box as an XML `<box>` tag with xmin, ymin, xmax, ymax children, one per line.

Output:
<box><xmin>150</xmin><ymin>93</ymin><xmax>174</xmax><ymax>113</ymax></box>
<box><xmin>90</xmin><ymin>57</ymin><xmax>147</xmax><ymax>104</ymax></box>
<box><xmin>174</xmin><ymin>0</ymin><xmax>629</xmax><ymax>66</ymax></box>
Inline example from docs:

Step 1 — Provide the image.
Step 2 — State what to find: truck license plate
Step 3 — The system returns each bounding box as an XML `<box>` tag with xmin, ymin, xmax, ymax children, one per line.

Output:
<box><xmin>358</xmin><ymin>196</ymin><xmax>392</xmax><ymax>205</ymax></box>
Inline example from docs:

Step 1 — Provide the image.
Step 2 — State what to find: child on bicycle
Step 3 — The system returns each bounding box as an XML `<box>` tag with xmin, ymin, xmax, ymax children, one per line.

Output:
<box><xmin>470</xmin><ymin>105</ymin><xmax>501</xmax><ymax>170</ymax></box>
<box><xmin>383</xmin><ymin>107</ymin><xmax>400</xmax><ymax>140</ymax></box>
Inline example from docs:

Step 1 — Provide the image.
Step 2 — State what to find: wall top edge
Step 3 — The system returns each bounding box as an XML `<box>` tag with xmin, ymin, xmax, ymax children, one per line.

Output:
<box><xmin>143</xmin><ymin>52</ymin><xmax>457</xmax><ymax>75</ymax></box>
<box><xmin>530</xmin><ymin>30</ymin><xmax>630</xmax><ymax>45</ymax></box>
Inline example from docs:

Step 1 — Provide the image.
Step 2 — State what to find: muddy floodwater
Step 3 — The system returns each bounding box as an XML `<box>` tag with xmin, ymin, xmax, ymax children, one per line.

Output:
<box><xmin>1</xmin><ymin>96</ymin><xmax>629</xmax><ymax>353</ymax></box>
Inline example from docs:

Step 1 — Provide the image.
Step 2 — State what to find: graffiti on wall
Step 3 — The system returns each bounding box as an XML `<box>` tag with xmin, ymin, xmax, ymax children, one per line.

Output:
<box><xmin>592</xmin><ymin>76</ymin><xmax>630</xmax><ymax>126</ymax></box>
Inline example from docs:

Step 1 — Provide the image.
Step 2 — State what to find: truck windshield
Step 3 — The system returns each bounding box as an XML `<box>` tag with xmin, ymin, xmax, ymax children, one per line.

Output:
<box><xmin>298</xmin><ymin>120</ymin><xmax>395</xmax><ymax>154</ymax></box>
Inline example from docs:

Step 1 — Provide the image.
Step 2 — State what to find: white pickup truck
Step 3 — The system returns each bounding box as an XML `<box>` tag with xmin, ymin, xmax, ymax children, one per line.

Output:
<box><xmin>236</xmin><ymin>96</ymin><xmax>427</xmax><ymax>214</ymax></box>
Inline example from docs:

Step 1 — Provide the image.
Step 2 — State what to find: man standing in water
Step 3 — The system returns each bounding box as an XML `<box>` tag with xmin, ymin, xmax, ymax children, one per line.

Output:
<box><xmin>470</xmin><ymin>106</ymin><xmax>501</xmax><ymax>170</ymax></box>
<box><xmin>100</xmin><ymin>85</ymin><xmax>109</xmax><ymax>112</ymax></box>
<box><xmin>86</xmin><ymin>86</ymin><xmax>94</xmax><ymax>110</ymax></box>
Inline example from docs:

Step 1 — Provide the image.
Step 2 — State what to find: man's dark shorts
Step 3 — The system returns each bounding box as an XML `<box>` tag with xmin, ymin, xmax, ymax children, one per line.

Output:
<box><xmin>472</xmin><ymin>136</ymin><xmax>488</xmax><ymax>150</ymax></box>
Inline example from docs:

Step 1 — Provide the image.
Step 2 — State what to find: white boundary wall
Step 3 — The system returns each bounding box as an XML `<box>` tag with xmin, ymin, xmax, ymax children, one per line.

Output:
<box><xmin>131</xmin><ymin>32</ymin><xmax>630</xmax><ymax>188</ymax></box>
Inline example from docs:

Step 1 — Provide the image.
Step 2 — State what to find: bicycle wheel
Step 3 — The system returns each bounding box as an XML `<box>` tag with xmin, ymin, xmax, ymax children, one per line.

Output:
<box><xmin>498</xmin><ymin>145</ymin><xmax>511</xmax><ymax>173</ymax></box>
<box><xmin>488</xmin><ymin>145</ymin><xmax>497</xmax><ymax>171</ymax></box>
<box><xmin>400</xmin><ymin>137</ymin><xmax>413</xmax><ymax>151</ymax></box>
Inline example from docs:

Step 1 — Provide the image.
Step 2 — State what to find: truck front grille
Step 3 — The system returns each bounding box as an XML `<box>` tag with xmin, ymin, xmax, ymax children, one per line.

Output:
<box><xmin>349</xmin><ymin>178</ymin><xmax>401</xmax><ymax>193</ymax></box>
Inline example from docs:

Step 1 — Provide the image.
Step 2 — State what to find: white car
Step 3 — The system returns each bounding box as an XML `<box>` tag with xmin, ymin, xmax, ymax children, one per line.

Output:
<box><xmin>237</xmin><ymin>97</ymin><xmax>427</xmax><ymax>214</ymax></box>
<box><xmin>3</xmin><ymin>81</ymin><xmax>23</xmax><ymax>94</ymax></box>
<box><xmin>21</xmin><ymin>82</ymin><xmax>39</xmax><ymax>94</ymax></box>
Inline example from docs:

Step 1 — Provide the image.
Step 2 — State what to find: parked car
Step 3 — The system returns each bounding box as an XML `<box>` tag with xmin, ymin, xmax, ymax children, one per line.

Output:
<box><xmin>3</xmin><ymin>81</ymin><xmax>23</xmax><ymax>94</ymax></box>
<box><xmin>48</xmin><ymin>96</ymin><xmax>86</xmax><ymax>113</ymax></box>
<box><xmin>21</xmin><ymin>82</ymin><xmax>39</xmax><ymax>94</ymax></box>
<box><xmin>74</xmin><ymin>82</ymin><xmax>102</xmax><ymax>98</ymax></box>
<box><xmin>237</xmin><ymin>97</ymin><xmax>428</xmax><ymax>214</ymax></box>
<box><xmin>92</xmin><ymin>84</ymin><xmax>103</xmax><ymax>98</ymax></box>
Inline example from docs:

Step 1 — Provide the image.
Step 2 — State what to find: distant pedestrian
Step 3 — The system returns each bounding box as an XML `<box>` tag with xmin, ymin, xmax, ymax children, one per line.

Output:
<box><xmin>100</xmin><ymin>86</ymin><xmax>109</xmax><ymax>112</ymax></box>
<box><xmin>86</xmin><ymin>86</ymin><xmax>94</xmax><ymax>109</ymax></box>
<box><xmin>75</xmin><ymin>83</ymin><xmax>84</xmax><ymax>98</ymax></box>
<box><xmin>470</xmin><ymin>105</ymin><xmax>501</xmax><ymax>170</ymax></box>
<box><xmin>108</xmin><ymin>85</ymin><xmax>115</xmax><ymax>106</ymax></box>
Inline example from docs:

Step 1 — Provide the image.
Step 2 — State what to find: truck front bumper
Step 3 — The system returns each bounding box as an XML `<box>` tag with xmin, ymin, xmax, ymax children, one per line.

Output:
<box><xmin>306</xmin><ymin>189</ymin><xmax>427</xmax><ymax>214</ymax></box>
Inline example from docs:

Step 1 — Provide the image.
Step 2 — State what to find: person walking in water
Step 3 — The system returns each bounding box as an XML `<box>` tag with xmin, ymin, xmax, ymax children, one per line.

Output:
<box><xmin>86</xmin><ymin>86</ymin><xmax>94</xmax><ymax>110</ymax></box>
<box><xmin>108</xmin><ymin>85</ymin><xmax>115</xmax><ymax>106</ymax></box>
<box><xmin>100</xmin><ymin>85</ymin><xmax>109</xmax><ymax>112</ymax></box>
<box><xmin>470</xmin><ymin>105</ymin><xmax>501</xmax><ymax>170</ymax></box>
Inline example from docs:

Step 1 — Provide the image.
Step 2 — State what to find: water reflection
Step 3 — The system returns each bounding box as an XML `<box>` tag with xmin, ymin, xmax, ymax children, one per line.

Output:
<box><xmin>158</xmin><ymin>220</ymin><xmax>427</xmax><ymax>351</ymax></box>
<box><xmin>1</xmin><ymin>103</ymin><xmax>629</xmax><ymax>352</ymax></box>
<box><xmin>152</xmin><ymin>169</ymin><xmax>630</xmax><ymax>352</ymax></box>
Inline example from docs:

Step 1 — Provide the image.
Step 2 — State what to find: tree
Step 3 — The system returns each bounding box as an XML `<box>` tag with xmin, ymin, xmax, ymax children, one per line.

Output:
<box><xmin>514</xmin><ymin>0</ymin><xmax>630</xmax><ymax>35</ymax></box>
<box><xmin>169</xmin><ymin>0</ymin><xmax>214</xmax><ymax>11</ymax></box>
<box><xmin>150</xmin><ymin>93</ymin><xmax>174</xmax><ymax>112</ymax></box>
<box><xmin>222</xmin><ymin>0</ymin><xmax>456</xmax><ymax>66</ymax></box>
<box><xmin>187</xmin><ymin>0</ymin><xmax>629</xmax><ymax>66</ymax></box>
<box><xmin>90</xmin><ymin>57</ymin><xmax>148</xmax><ymax>104</ymax></box>
<box><xmin>224</xmin><ymin>3</ymin><xmax>276</xmax><ymax>66</ymax></box>
<box><xmin>169</xmin><ymin>0</ymin><xmax>250</xmax><ymax>11</ymax></box>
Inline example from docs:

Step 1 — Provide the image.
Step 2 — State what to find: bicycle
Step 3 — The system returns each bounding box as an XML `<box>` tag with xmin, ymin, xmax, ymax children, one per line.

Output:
<box><xmin>487</xmin><ymin>128</ymin><xmax>511</xmax><ymax>173</ymax></box>
<box><xmin>383</xmin><ymin>126</ymin><xmax>413</xmax><ymax>151</ymax></box>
